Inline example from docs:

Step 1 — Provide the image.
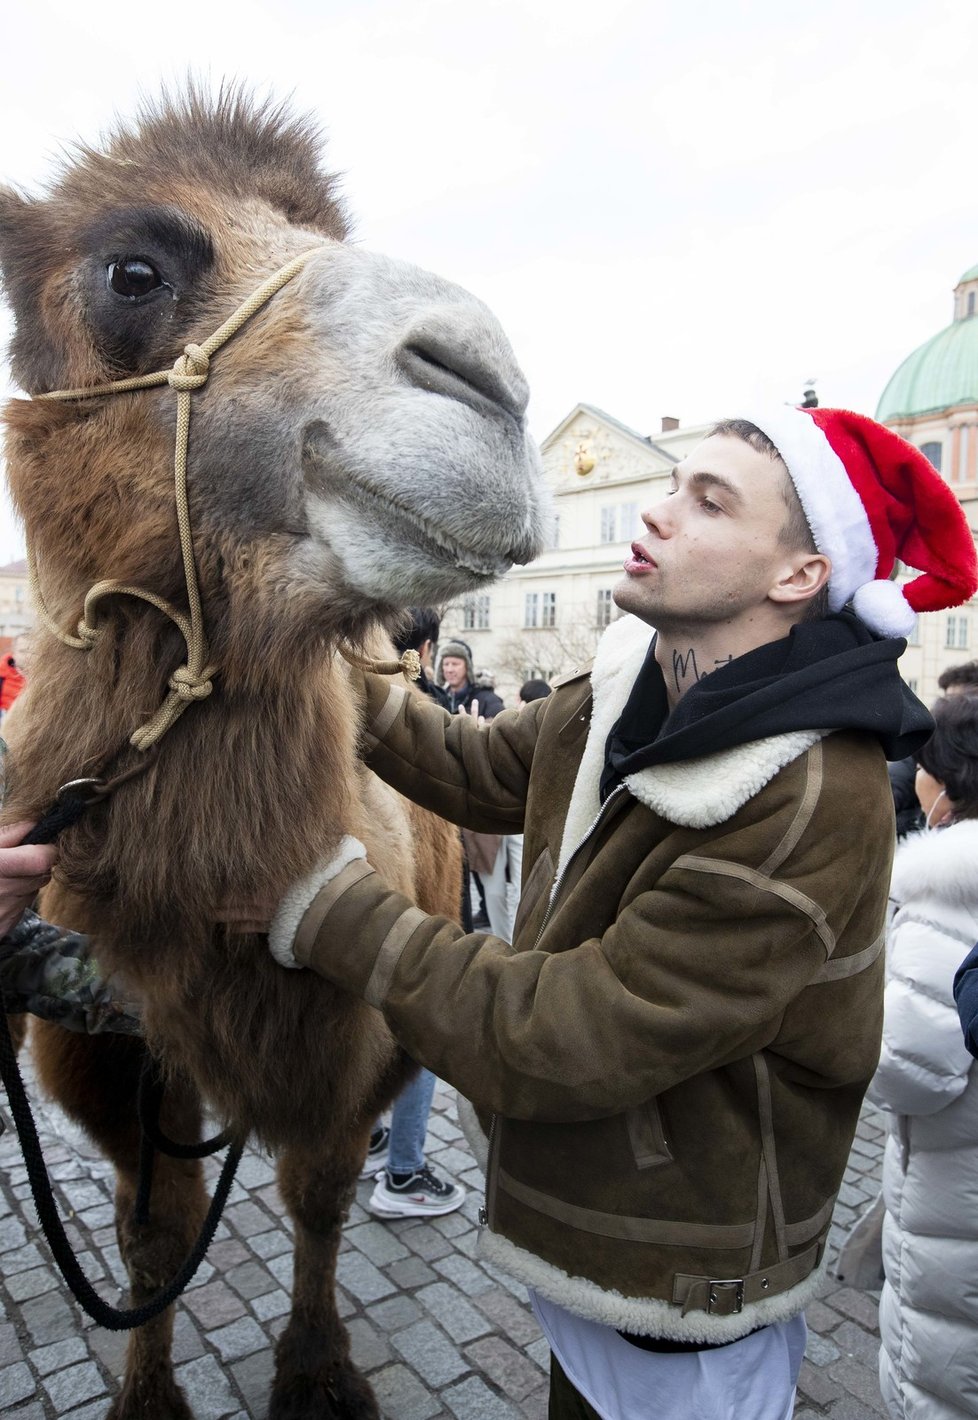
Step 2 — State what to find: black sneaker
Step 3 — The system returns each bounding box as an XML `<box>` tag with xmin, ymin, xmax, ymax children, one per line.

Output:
<box><xmin>358</xmin><ymin>1124</ymin><xmax>389</xmax><ymax>1178</ymax></box>
<box><xmin>368</xmin><ymin>1164</ymin><xmax>466</xmax><ymax>1218</ymax></box>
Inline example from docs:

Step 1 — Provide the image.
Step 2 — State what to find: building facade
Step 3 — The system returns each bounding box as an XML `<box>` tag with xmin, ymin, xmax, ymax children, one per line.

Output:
<box><xmin>440</xmin><ymin>405</ymin><xmax>708</xmax><ymax>706</ymax></box>
<box><xmin>877</xmin><ymin>265</ymin><xmax>978</xmax><ymax>702</ymax></box>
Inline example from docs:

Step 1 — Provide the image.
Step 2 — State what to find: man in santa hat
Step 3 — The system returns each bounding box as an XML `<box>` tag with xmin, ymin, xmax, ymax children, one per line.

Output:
<box><xmin>265</xmin><ymin>409</ymin><xmax>975</xmax><ymax>1419</ymax></box>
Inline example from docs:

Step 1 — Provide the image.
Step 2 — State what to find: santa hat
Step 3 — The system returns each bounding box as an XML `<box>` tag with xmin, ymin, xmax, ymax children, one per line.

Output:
<box><xmin>746</xmin><ymin>406</ymin><xmax>978</xmax><ymax>637</ymax></box>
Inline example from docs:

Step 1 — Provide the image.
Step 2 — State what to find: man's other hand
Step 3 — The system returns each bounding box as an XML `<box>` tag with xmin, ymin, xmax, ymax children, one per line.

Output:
<box><xmin>0</xmin><ymin>823</ymin><xmax>57</xmax><ymax>940</ymax></box>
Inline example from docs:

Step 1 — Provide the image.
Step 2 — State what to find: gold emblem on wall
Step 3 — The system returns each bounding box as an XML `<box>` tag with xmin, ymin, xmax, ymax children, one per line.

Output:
<box><xmin>574</xmin><ymin>442</ymin><xmax>595</xmax><ymax>476</ymax></box>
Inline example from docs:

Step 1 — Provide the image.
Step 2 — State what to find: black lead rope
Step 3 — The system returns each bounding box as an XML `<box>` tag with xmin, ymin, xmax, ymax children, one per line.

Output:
<box><xmin>0</xmin><ymin>789</ymin><xmax>244</xmax><ymax>1330</ymax></box>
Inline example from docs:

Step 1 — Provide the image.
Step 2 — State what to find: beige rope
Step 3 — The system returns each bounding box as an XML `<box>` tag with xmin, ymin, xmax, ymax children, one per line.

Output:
<box><xmin>339</xmin><ymin>646</ymin><xmax>422</xmax><ymax>681</ymax></box>
<box><xmin>28</xmin><ymin>248</ymin><xmax>320</xmax><ymax>751</ymax></box>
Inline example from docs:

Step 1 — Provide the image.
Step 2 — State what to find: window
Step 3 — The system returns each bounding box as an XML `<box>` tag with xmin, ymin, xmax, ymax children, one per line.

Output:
<box><xmin>596</xmin><ymin>588</ymin><xmax>614</xmax><ymax>628</ymax></box>
<box><xmin>969</xmin><ymin>291</ymin><xmax>975</xmax><ymax>316</ymax></box>
<box><xmin>906</xmin><ymin>616</ymin><xmax>921</xmax><ymax>646</ymax></box>
<box><xmin>524</xmin><ymin>592</ymin><xmax>539</xmax><ymax>628</ymax></box>
<box><xmin>907</xmin><ymin>678</ymin><xmax>918</xmax><ymax>694</ymax></box>
<box><xmin>541</xmin><ymin>591</ymin><xmax>557</xmax><ymax>628</ymax></box>
<box><xmin>920</xmin><ymin>441</ymin><xmax>942</xmax><ymax>473</ymax></box>
<box><xmin>547</xmin><ymin>514</ymin><xmax>561</xmax><ymax>551</ymax></box>
<box><xmin>462</xmin><ymin>594</ymin><xmax>490</xmax><ymax>631</ymax></box>
<box><xmin>946</xmin><ymin>613</ymin><xmax>969</xmax><ymax>649</ymax></box>
<box><xmin>599</xmin><ymin>501</ymin><xmax>640</xmax><ymax>544</ymax></box>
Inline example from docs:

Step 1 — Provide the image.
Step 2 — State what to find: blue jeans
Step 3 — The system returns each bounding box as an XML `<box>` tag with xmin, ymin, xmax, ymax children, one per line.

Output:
<box><xmin>387</xmin><ymin>1067</ymin><xmax>435</xmax><ymax>1174</ymax></box>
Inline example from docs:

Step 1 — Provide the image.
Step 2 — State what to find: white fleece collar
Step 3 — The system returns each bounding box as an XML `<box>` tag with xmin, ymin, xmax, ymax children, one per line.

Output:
<box><xmin>556</xmin><ymin>616</ymin><xmax>827</xmax><ymax>872</ymax></box>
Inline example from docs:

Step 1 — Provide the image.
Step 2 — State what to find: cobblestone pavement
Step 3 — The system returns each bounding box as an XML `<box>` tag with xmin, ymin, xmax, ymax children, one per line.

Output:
<box><xmin>0</xmin><ymin>1056</ymin><xmax>888</xmax><ymax>1419</ymax></box>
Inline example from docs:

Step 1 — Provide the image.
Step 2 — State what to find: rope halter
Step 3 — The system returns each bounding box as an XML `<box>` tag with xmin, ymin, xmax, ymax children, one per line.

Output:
<box><xmin>22</xmin><ymin>245</ymin><xmax>412</xmax><ymax>762</ymax></box>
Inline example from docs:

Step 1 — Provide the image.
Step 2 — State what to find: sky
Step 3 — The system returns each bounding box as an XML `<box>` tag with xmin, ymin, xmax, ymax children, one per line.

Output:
<box><xmin>1</xmin><ymin>0</ymin><xmax>976</xmax><ymax>562</ymax></box>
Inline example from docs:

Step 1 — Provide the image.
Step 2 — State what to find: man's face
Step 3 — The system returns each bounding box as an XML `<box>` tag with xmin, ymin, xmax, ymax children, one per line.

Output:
<box><xmin>441</xmin><ymin>655</ymin><xmax>469</xmax><ymax>689</ymax></box>
<box><xmin>613</xmin><ymin>434</ymin><xmax>799</xmax><ymax>632</ymax></box>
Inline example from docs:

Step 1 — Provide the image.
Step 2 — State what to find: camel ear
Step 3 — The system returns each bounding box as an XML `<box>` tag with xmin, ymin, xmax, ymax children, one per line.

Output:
<box><xmin>0</xmin><ymin>187</ymin><xmax>62</xmax><ymax>393</ymax></box>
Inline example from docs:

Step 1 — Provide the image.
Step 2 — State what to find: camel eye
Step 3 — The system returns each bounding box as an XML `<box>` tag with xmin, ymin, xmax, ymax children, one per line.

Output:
<box><xmin>107</xmin><ymin>258</ymin><xmax>165</xmax><ymax>300</ymax></box>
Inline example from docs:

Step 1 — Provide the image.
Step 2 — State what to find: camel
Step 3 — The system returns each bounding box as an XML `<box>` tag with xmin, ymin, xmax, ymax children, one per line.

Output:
<box><xmin>0</xmin><ymin>88</ymin><xmax>547</xmax><ymax>1419</ymax></box>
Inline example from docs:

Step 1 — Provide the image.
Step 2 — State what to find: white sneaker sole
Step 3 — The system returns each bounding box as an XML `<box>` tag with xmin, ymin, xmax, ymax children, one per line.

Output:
<box><xmin>367</xmin><ymin>1188</ymin><xmax>466</xmax><ymax>1219</ymax></box>
<box><xmin>359</xmin><ymin>1153</ymin><xmax>388</xmax><ymax>1179</ymax></box>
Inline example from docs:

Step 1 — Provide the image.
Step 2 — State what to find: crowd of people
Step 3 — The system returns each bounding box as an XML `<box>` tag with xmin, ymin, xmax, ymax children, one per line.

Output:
<box><xmin>3</xmin><ymin>406</ymin><xmax>978</xmax><ymax>1418</ymax></box>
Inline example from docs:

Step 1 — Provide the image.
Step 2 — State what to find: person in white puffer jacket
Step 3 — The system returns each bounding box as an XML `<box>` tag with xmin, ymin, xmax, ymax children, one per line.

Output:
<box><xmin>869</xmin><ymin>691</ymin><xmax>978</xmax><ymax>1420</ymax></box>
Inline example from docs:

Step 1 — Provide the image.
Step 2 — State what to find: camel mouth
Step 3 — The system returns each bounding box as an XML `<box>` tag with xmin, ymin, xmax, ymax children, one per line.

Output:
<box><xmin>301</xmin><ymin>435</ymin><xmax>515</xmax><ymax>581</ymax></box>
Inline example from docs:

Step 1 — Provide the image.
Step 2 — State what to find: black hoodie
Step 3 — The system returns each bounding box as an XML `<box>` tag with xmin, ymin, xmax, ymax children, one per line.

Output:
<box><xmin>600</xmin><ymin>611</ymin><xmax>932</xmax><ymax>802</ymax></box>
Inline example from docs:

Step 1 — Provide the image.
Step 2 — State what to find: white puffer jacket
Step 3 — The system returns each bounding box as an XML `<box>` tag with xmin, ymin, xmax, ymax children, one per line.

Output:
<box><xmin>868</xmin><ymin>819</ymin><xmax>978</xmax><ymax>1420</ymax></box>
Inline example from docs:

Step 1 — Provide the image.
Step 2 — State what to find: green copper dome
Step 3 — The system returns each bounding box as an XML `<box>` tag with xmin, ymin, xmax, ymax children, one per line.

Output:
<box><xmin>876</xmin><ymin>317</ymin><xmax>978</xmax><ymax>421</ymax></box>
<box><xmin>876</xmin><ymin>268</ymin><xmax>978</xmax><ymax>421</ymax></box>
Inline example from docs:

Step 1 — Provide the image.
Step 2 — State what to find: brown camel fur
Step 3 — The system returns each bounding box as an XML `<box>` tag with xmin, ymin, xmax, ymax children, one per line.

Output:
<box><xmin>0</xmin><ymin>87</ymin><xmax>545</xmax><ymax>1419</ymax></box>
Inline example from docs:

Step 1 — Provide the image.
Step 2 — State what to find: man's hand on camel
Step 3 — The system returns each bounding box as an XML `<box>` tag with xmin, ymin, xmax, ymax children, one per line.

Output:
<box><xmin>0</xmin><ymin>822</ymin><xmax>57</xmax><ymax>940</ymax></box>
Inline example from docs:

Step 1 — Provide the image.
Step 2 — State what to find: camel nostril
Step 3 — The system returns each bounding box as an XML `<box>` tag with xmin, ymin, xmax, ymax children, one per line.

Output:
<box><xmin>397</xmin><ymin>331</ymin><xmax>527</xmax><ymax>424</ymax></box>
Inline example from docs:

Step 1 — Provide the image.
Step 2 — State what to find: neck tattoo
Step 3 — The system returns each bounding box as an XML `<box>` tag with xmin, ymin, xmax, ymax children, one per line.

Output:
<box><xmin>671</xmin><ymin>648</ymin><xmax>733</xmax><ymax>693</ymax></box>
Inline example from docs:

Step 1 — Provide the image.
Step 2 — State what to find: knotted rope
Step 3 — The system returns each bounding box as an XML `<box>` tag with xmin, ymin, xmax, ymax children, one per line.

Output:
<box><xmin>27</xmin><ymin>248</ymin><xmax>320</xmax><ymax>751</ymax></box>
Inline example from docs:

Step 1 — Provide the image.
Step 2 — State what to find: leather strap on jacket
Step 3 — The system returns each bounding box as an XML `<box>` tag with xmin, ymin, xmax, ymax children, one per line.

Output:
<box><xmin>673</xmin><ymin>1239</ymin><xmax>824</xmax><ymax>1317</ymax></box>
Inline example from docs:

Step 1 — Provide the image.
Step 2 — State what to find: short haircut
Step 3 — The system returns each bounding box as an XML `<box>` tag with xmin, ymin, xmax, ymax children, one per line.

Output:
<box><xmin>393</xmin><ymin>606</ymin><xmax>441</xmax><ymax>655</ymax></box>
<box><xmin>917</xmin><ymin>692</ymin><xmax>978</xmax><ymax>819</ymax></box>
<box><xmin>937</xmin><ymin>660</ymin><xmax>978</xmax><ymax>692</ymax></box>
<box><xmin>710</xmin><ymin>418</ymin><xmax>827</xmax><ymax>622</ymax></box>
<box><xmin>519</xmin><ymin>679</ymin><xmax>552</xmax><ymax>702</ymax></box>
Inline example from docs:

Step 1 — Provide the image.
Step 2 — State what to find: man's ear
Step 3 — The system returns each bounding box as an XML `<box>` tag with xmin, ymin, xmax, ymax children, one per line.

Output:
<box><xmin>768</xmin><ymin>552</ymin><xmax>832</xmax><ymax>607</ymax></box>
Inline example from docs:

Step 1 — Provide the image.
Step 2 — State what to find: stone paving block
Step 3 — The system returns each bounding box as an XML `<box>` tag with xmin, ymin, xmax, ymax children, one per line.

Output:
<box><xmin>392</xmin><ymin>1319</ymin><xmax>470</xmax><ymax>1387</ymax></box>
<box><xmin>826</xmin><ymin>1399</ymin><xmax>882</xmax><ymax>1420</ymax></box>
<box><xmin>7</xmin><ymin>1264</ymin><xmax>57</xmax><ymax>1304</ymax></box>
<box><xmin>452</xmin><ymin>1231</ymin><xmax>480</xmax><ymax>1260</ymax></box>
<box><xmin>370</xmin><ymin>1362</ymin><xmax>441</xmax><ymax>1420</ymax></box>
<box><xmin>337</xmin><ymin>1251</ymin><xmax>397</xmax><ymax>1306</ymax></box>
<box><xmin>833</xmin><ymin>1319</ymin><xmax>882</xmax><ymax>1365</ymax></box>
<box><xmin>522</xmin><ymin>1380</ymin><xmax>550</xmax><ymax>1420</ymax></box>
<box><xmin>20</xmin><ymin>1288</ymin><xmax>78</xmax><ymax>1345</ymax></box>
<box><xmin>182</xmin><ymin>1278</ymin><xmax>247</xmax><ymax>1328</ymax></box>
<box><xmin>479</xmin><ymin>1259</ymin><xmax>531</xmax><ymax>1300</ymax></box>
<box><xmin>226</xmin><ymin>1259</ymin><xmax>276</xmax><ymax>1301</ymax></box>
<box><xmin>224</xmin><ymin>1200</ymin><xmax>273</xmax><ymax>1236</ymax></box>
<box><xmin>472</xmin><ymin>1286</ymin><xmax>541</xmax><ymax>1347</ymax></box>
<box><xmin>77</xmin><ymin>1203</ymin><xmax>116</xmax><ymax>1230</ymax></box>
<box><xmin>87</xmin><ymin>1324</ymin><xmax>128</xmax><ymax>1379</ymax></box>
<box><xmin>806</xmin><ymin>1330</ymin><xmax>842</xmax><ymax>1366</ymax></box>
<box><xmin>464</xmin><ymin>1333</ymin><xmax>546</xmax><ymax>1400</ymax></box>
<box><xmin>525</xmin><ymin>1336</ymin><xmax>551</xmax><ymax>1371</ymax></box>
<box><xmin>1</xmin><ymin>1243</ymin><xmax>46</xmax><ymax>1276</ymax></box>
<box><xmin>174</xmin><ymin>1353</ymin><xmax>241</xmax><ymax>1419</ymax></box>
<box><xmin>3</xmin><ymin>1404</ymin><xmax>45</xmax><ymax>1420</ymax></box>
<box><xmin>251</xmin><ymin>1288</ymin><xmax>291</xmax><ymax>1323</ymax></box>
<box><xmin>826</xmin><ymin>1287</ymin><xmax>881</xmax><ymax>1334</ymax></box>
<box><xmin>387</xmin><ymin>1255</ymin><xmax>438</xmax><ymax>1290</ymax></box>
<box><xmin>427</xmin><ymin>1114</ymin><xmax>463</xmax><ymax>1143</ymax></box>
<box><xmin>0</xmin><ymin>1360</ymin><xmax>36</xmax><ymax>1407</ymax></box>
<box><xmin>266</xmin><ymin>1251</ymin><xmax>294</xmax><ymax>1290</ymax></box>
<box><xmin>798</xmin><ymin>1357</ymin><xmax>844</xmax><ymax>1407</ymax></box>
<box><xmin>29</xmin><ymin>1333</ymin><xmax>88</xmax><ymax>1375</ymax></box>
<box><xmin>0</xmin><ymin>1214</ymin><xmax>28</xmax><ymax>1252</ymax></box>
<box><xmin>807</xmin><ymin>1298</ymin><xmax>842</xmax><ymax>1332</ymax></box>
<box><xmin>62</xmin><ymin>1404</ymin><xmax>116</xmax><ymax>1420</ymax></box>
<box><xmin>208</xmin><ymin>1315</ymin><xmax>268</xmax><ymax>1363</ymax></box>
<box><xmin>433</xmin><ymin>1253</ymin><xmax>495</xmax><ymax>1297</ymax></box>
<box><xmin>442</xmin><ymin>1374</ymin><xmax>522</xmax><ymax>1419</ymax></box>
<box><xmin>229</xmin><ymin>1347</ymin><xmax>274</xmax><ymax>1414</ymax></box>
<box><xmin>418</xmin><ymin>1281</ymin><xmax>491</xmax><ymax>1345</ymax></box>
<box><xmin>431</xmin><ymin>1211</ymin><xmax>471</xmax><ymax>1241</ymax></box>
<box><xmin>60</xmin><ymin>1181</ymin><xmax>109</xmax><ymax>1214</ymax></box>
<box><xmin>828</xmin><ymin>1355</ymin><xmax>886</xmax><ymax>1412</ymax></box>
<box><xmin>42</xmin><ymin>1359</ymin><xmax>107</xmax><ymax>1412</ymax></box>
<box><xmin>347</xmin><ymin>1220</ymin><xmax>411</xmax><ymax>1267</ymax></box>
<box><xmin>366</xmin><ymin>1293</ymin><xmax>424</xmax><ymax>1333</ymax></box>
<box><xmin>431</xmin><ymin>1145</ymin><xmax>475</xmax><ymax>1178</ymax></box>
<box><xmin>0</xmin><ymin>1319</ymin><xmax>24</xmax><ymax>1365</ymax></box>
<box><xmin>208</xmin><ymin>1237</ymin><xmax>252</xmax><ymax>1272</ymax></box>
<box><xmin>348</xmin><ymin>1315</ymin><xmax>392</xmax><ymax>1371</ymax></box>
<box><xmin>249</xmin><ymin>1228</ymin><xmax>292</xmax><ymax>1261</ymax></box>
<box><xmin>403</xmin><ymin>1226</ymin><xmax>456</xmax><ymax>1263</ymax></box>
<box><xmin>173</xmin><ymin>1308</ymin><xmax>207</xmax><ymax>1364</ymax></box>
<box><xmin>233</xmin><ymin>1153</ymin><xmax>278</xmax><ymax>1190</ymax></box>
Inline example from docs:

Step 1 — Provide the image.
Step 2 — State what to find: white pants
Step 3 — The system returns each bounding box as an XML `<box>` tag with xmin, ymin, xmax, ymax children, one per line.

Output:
<box><xmin>475</xmin><ymin>834</ymin><xmax>523</xmax><ymax>943</ymax></box>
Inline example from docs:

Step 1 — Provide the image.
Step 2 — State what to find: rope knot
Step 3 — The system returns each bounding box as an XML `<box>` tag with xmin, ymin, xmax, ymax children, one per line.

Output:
<box><xmin>168</xmin><ymin>344</ymin><xmax>210</xmax><ymax>392</ymax></box>
<box><xmin>76</xmin><ymin>620</ymin><xmax>102</xmax><ymax>648</ymax></box>
<box><xmin>168</xmin><ymin>665</ymin><xmax>213</xmax><ymax>701</ymax></box>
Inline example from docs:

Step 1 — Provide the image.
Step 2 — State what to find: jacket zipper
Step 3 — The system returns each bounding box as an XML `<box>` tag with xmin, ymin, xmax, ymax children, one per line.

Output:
<box><xmin>478</xmin><ymin>784</ymin><xmax>628</xmax><ymax>1227</ymax></box>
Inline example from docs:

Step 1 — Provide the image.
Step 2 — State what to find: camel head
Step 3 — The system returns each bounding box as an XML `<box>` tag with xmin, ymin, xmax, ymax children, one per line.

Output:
<box><xmin>0</xmin><ymin>90</ymin><xmax>549</xmax><ymax>672</ymax></box>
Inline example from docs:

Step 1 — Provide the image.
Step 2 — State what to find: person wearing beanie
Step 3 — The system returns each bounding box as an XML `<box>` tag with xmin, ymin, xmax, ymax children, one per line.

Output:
<box><xmin>264</xmin><ymin>408</ymin><xmax>976</xmax><ymax>1419</ymax></box>
<box><xmin>436</xmin><ymin>638</ymin><xmax>504</xmax><ymax>719</ymax></box>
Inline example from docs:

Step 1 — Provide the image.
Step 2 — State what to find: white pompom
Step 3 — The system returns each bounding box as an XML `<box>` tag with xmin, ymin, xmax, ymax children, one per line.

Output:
<box><xmin>851</xmin><ymin>579</ymin><xmax>916</xmax><ymax>637</ymax></box>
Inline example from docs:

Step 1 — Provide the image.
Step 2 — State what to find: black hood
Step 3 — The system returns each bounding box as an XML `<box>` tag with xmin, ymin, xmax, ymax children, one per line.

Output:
<box><xmin>601</xmin><ymin>612</ymin><xmax>932</xmax><ymax>801</ymax></box>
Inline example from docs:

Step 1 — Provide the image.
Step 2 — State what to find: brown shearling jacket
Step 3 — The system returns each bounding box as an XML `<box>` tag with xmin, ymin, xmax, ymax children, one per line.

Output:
<box><xmin>279</xmin><ymin>615</ymin><xmax>893</xmax><ymax>1342</ymax></box>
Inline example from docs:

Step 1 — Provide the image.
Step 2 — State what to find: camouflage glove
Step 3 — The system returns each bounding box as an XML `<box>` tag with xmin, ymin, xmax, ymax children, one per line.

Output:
<box><xmin>0</xmin><ymin>910</ymin><xmax>142</xmax><ymax>1036</ymax></box>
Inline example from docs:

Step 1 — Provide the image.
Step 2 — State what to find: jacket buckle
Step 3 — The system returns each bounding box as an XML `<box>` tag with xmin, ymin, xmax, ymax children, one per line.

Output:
<box><xmin>707</xmin><ymin>1279</ymin><xmax>744</xmax><ymax>1316</ymax></box>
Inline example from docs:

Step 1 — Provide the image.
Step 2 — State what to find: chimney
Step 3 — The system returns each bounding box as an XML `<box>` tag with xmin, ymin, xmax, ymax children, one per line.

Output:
<box><xmin>660</xmin><ymin>416</ymin><xmax>679</xmax><ymax>432</ymax></box>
